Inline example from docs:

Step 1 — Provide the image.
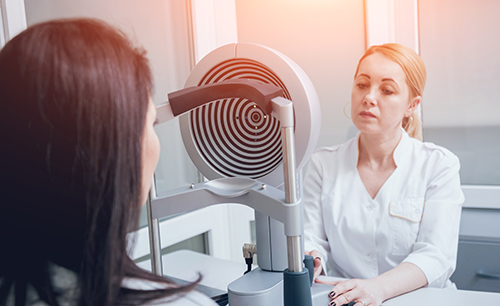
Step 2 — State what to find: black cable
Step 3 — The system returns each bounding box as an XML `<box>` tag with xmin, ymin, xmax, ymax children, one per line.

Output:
<box><xmin>244</xmin><ymin>257</ymin><xmax>253</xmax><ymax>275</ymax></box>
<box><xmin>212</xmin><ymin>293</ymin><xmax>228</xmax><ymax>306</ymax></box>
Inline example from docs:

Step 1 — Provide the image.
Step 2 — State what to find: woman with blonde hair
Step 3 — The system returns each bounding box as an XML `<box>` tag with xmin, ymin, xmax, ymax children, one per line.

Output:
<box><xmin>304</xmin><ymin>43</ymin><xmax>464</xmax><ymax>306</ymax></box>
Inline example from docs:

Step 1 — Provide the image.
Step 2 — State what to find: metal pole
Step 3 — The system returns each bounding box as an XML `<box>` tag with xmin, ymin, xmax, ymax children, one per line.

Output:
<box><xmin>146</xmin><ymin>177</ymin><xmax>163</xmax><ymax>276</ymax></box>
<box><xmin>282</xmin><ymin>126</ymin><xmax>303</xmax><ymax>273</ymax></box>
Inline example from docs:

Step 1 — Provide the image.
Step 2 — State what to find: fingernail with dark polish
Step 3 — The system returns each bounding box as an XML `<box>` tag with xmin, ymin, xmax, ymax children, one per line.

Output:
<box><xmin>329</xmin><ymin>291</ymin><xmax>335</xmax><ymax>298</ymax></box>
<box><xmin>329</xmin><ymin>301</ymin><xmax>336</xmax><ymax>306</ymax></box>
<box><xmin>315</xmin><ymin>256</ymin><xmax>321</xmax><ymax>261</ymax></box>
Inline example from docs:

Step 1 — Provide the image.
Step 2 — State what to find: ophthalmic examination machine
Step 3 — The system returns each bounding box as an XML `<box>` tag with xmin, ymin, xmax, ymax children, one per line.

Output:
<box><xmin>145</xmin><ymin>43</ymin><xmax>333</xmax><ymax>306</ymax></box>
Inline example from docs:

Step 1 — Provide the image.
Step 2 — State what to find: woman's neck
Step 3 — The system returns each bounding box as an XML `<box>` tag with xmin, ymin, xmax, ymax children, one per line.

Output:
<box><xmin>358</xmin><ymin>129</ymin><xmax>402</xmax><ymax>168</ymax></box>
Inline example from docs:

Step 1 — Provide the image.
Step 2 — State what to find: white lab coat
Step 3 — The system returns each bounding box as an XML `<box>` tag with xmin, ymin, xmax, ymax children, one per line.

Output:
<box><xmin>303</xmin><ymin>130</ymin><xmax>464</xmax><ymax>288</ymax></box>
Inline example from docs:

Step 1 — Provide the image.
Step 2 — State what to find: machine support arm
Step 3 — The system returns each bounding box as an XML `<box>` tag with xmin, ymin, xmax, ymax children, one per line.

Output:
<box><xmin>272</xmin><ymin>97</ymin><xmax>313</xmax><ymax>306</ymax></box>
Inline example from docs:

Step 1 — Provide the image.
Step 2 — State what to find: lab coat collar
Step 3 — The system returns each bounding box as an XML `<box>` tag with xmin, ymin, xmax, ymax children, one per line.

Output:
<box><xmin>352</xmin><ymin>128</ymin><xmax>411</xmax><ymax>167</ymax></box>
<box><xmin>393</xmin><ymin>129</ymin><xmax>411</xmax><ymax>167</ymax></box>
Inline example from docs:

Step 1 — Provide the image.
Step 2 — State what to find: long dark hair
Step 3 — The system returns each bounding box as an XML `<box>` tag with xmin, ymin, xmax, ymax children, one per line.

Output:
<box><xmin>0</xmin><ymin>18</ymin><xmax>198</xmax><ymax>306</ymax></box>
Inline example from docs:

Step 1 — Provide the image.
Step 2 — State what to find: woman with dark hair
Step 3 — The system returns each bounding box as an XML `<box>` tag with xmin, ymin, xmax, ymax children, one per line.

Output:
<box><xmin>0</xmin><ymin>18</ymin><xmax>217</xmax><ymax>306</ymax></box>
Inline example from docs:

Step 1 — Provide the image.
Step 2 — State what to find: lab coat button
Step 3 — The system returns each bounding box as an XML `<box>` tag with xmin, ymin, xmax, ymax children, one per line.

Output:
<box><xmin>367</xmin><ymin>204</ymin><xmax>374</xmax><ymax>211</ymax></box>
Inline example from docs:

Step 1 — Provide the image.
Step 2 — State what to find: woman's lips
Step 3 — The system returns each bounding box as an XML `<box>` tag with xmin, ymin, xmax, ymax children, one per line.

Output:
<box><xmin>360</xmin><ymin>111</ymin><xmax>376</xmax><ymax>118</ymax></box>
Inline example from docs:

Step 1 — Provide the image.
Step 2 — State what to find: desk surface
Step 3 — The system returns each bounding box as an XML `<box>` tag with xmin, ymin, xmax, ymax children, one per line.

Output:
<box><xmin>137</xmin><ymin>250</ymin><xmax>500</xmax><ymax>306</ymax></box>
<box><xmin>383</xmin><ymin>286</ymin><xmax>500</xmax><ymax>305</ymax></box>
<box><xmin>136</xmin><ymin>249</ymin><xmax>250</xmax><ymax>292</ymax></box>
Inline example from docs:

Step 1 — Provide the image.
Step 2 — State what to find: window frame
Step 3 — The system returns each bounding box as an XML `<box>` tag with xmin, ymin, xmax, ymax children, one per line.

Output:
<box><xmin>0</xmin><ymin>0</ymin><xmax>26</xmax><ymax>48</ymax></box>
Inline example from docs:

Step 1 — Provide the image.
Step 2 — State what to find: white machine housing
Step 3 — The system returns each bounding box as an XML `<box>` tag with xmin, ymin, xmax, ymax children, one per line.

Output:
<box><xmin>178</xmin><ymin>43</ymin><xmax>321</xmax><ymax>272</ymax></box>
<box><xmin>180</xmin><ymin>43</ymin><xmax>320</xmax><ymax>187</ymax></box>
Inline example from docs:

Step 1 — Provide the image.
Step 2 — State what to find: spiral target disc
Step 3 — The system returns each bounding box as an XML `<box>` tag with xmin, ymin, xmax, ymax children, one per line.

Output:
<box><xmin>189</xmin><ymin>59</ymin><xmax>292</xmax><ymax>179</ymax></box>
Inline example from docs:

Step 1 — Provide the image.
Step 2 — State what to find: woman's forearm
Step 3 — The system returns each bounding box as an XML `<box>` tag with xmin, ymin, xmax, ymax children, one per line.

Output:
<box><xmin>375</xmin><ymin>262</ymin><xmax>428</xmax><ymax>301</ymax></box>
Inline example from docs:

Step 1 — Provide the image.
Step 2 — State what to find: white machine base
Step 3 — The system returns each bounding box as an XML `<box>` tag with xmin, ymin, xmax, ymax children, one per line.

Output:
<box><xmin>227</xmin><ymin>267</ymin><xmax>333</xmax><ymax>306</ymax></box>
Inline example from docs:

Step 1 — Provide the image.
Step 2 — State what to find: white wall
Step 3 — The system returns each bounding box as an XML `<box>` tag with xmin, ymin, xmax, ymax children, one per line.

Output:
<box><xmin>418</xmin><ymin>0</ymin><xmax>500</xmax><ymax>186</ymax></box>
<box><xmin>419</xmin><ymin>0</ymin><xmax>500</xmax><ymax>128</ymax></box>
<box><xmin>235</xmin><ymin>0</ymin><xmax>366</xmax><ymax>148</ymax></box>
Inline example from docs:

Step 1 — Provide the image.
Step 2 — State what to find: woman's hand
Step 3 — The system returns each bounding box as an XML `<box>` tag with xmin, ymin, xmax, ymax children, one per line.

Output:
<box><xmin>315</xmin><ymin>278</ymin><xmax>385</xmax><ymax>306</ymax></box>
<box><xmin>316</xmin><ymin>263</ymin><xmax>427</xmax><ymax>306</ymax></box>
<box><xmin>304</xmin><ymin>250</ymin><xmax>324</xmax><ymax>279</ymax></box>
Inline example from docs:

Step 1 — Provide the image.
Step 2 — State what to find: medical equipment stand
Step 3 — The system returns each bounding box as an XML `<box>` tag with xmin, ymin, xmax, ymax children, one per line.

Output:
<box><xmin>146</xmin><ymin>180</ymin><xmax>162</xmax><ymax>276</ymax></box>
<box><xmin>146</xmin><ymin>79</ymin><xmax>313</xmax><ymax>305</ymax></box>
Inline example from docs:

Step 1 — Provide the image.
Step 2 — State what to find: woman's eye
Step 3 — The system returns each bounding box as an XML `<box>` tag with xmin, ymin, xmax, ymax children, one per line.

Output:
<box><xmin>357</xmin><ymin>83</ymin><xmax>368</xmax><ymax>89</ymax></box>
<box><xmin>382</xmin><ymin>89</ymin><xmax>394</xmax><ymax>95</ymax></box>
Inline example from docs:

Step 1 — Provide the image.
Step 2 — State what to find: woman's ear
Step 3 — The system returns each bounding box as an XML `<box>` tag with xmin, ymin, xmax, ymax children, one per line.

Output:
<box><xmin>406</xmin><ymin>96</ymin><xmax>421</xmax><ymax>117</ymax></box>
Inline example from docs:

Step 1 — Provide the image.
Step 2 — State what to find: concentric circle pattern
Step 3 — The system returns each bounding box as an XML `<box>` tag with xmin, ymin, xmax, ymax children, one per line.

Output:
<box><xmin>190</xmin><ymin>59</ymin><xmax>292</xmax><ymax>179</ymax></box>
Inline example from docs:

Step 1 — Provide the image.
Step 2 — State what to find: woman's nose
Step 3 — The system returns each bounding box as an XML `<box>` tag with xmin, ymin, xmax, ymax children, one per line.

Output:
<box><xmin>363</xmin><ymin>89</ymin><xmax>377</xmax><ymax>106</ymax></box>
